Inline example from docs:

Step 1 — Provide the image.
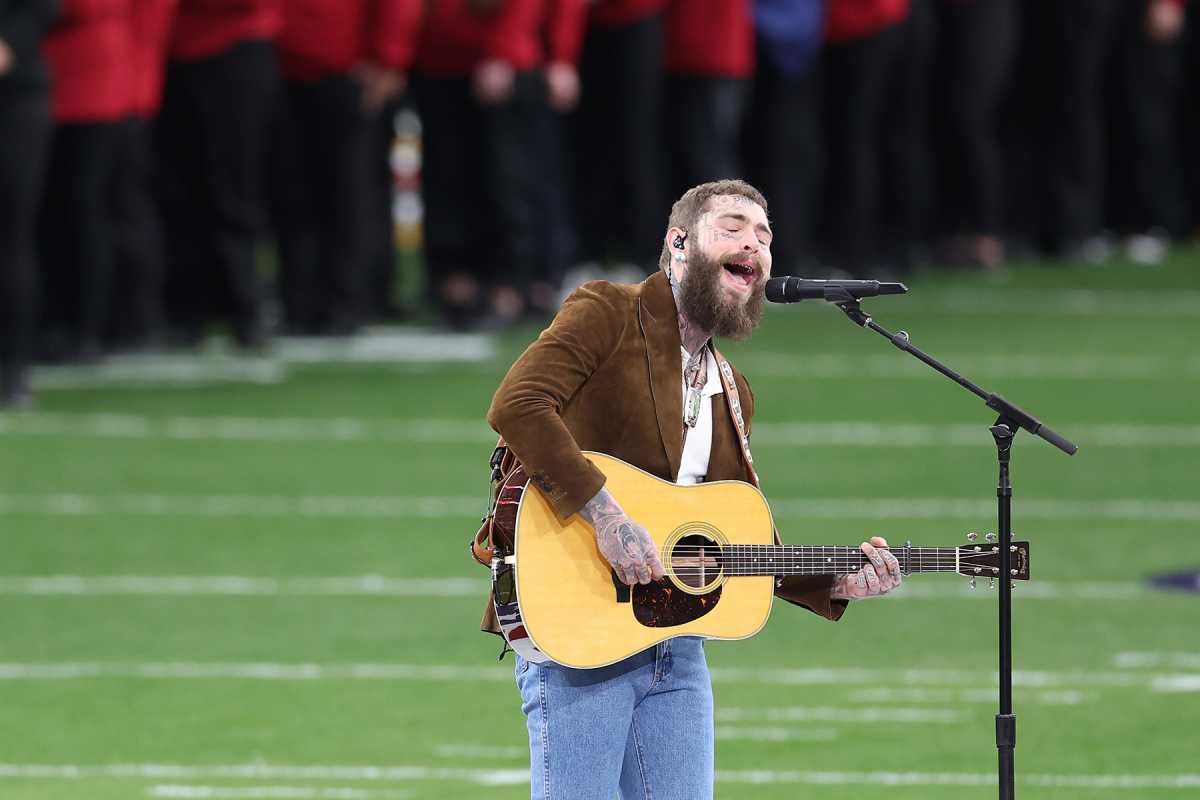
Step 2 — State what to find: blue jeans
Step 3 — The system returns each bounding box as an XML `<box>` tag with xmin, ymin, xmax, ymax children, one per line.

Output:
<box><xmin>515</xmin><ymin>637</ymin><xmax>714</xmax><ymax>800</ymax></box>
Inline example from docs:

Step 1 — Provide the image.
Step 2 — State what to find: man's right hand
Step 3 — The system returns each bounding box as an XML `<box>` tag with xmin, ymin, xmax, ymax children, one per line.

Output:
<box><xmin>579</xmin><ymin>487</ymin><xmax>666</xmax><ymax>586</ymax></box>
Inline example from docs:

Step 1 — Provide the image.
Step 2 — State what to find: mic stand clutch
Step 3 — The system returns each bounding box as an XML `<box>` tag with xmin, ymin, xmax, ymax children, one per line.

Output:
<box><xmin>831</xmin><ymin>293</ymin><xmax>1077</xmax><ymax>800</ymax></box>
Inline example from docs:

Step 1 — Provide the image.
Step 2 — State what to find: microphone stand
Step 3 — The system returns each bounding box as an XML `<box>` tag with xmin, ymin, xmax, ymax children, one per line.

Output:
<box><xmin>828</xmin><ymin>289</ymin><xmax>1077</xmax><ymax>800</ymax></box>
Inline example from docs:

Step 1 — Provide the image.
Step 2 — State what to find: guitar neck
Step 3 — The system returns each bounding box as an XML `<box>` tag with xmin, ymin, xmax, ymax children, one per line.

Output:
<box><xmin>720</xmin><ymin>545</ymin><xmax>960</xmax><ymax>577</ymax></box>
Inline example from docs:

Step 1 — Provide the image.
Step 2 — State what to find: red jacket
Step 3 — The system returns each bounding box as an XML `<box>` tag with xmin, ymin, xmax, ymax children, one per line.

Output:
<box><xmin>279</xmin><ymin>0</ymin><xmax>422</xmax><ymax>81</ymax></box>
<box><xmin>169</xmin><ymin>0</ymin><xmax>282</xmax><ymax>62</ymax></box>
<box><xmin>663</xmin><ymin>0</ymin><xmax>753</xmax><ymax>78</ymax></box>
<box><xmin>588</xmin><ymin>0</ymin><xmax>664</xmax><ymax>28</ymax></box>
<box><xmin>43</xmin><ymin>0</ymin><xmax>134</xmax><ymax>122</ymax></box>
<box><xmin>825</xmin><ymin>0</ymin><xmax>910</xmax><ymax>42</ymax></box>
<box><xmin>414</xmin><ymin>0</ymin><xmax>585</xmax><ymax>76</ymax></box>
<box><xmin>130</xmin><ymin>0</ymin><xmax>178</xmax><ymax>115</ymax></box>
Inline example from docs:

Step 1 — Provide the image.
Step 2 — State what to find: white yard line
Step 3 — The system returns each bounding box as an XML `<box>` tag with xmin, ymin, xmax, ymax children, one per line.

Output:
<box><xmin>766</xmin><ymin>287</ymin><xmax>1200</xmax><ymax>317</ymax></box>
<box><xmin>2</xmin><ymin>763</ymin><xmax>1198</xmax><ymax>790</ymax></box>
<box><xmin>847</xmin><ymin>688</ymin><xmax>1092</xmax><ymax>706</ymax></box>
<box><xmin>1114</xmin><ymin>652</ymin><xmax>1200</xmax><ymax>670</ymax></box>
<box><xmin>2</xmin><ymin>492</ymin><xmax>1197</xmax><ymax>522</ymax></box>
<box><xmin>147</xmin><ymin>786</ymin><xmax>407</xmax><ymax>799</ymax></box>
<box><xmin>0</xmin><ymin>576</ymin><xmax>482</xmax><ymax>597</ymax></box>
<box><xmin>0</xmin><ymin>663</ymin><xmax>1194</xmax><ymax>693</ymax></box>
<box><xmin>714</xmin><ymin>726</ymin><xmax>840</xmax><ymax>742</ymax></box>
<box><xmin>716</xmin><ymin>706</ymin><xmax>969</xmax><ymax>723</ymax></box>
<box><xmin>0</xmin><ymin>575</ymin><xmax>1148</xmax><ymax>601</ymax></box>
<box><xmin>737</xmin><ymin>352</ymin><xmax>1200</xmax><ymax>380</ymax></box>
<box><xmin>7</xmin><ymin>413</ymin><xmax>1200</xmax><ymax>448</ymax></box>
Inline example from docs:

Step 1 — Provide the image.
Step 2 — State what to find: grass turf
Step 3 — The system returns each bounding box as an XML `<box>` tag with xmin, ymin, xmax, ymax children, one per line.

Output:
<box><xmin>1</xmin><ymin>251</ymin><xmax>1198</xmax><ymax>798</ymax></box>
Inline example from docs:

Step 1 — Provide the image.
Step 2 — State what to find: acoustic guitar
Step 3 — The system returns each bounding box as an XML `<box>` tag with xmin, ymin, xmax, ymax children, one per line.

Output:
<box><xmin>509</xmin><ymin>452</ymin><xmax>1030</xmax><ymax>669</ymax></box>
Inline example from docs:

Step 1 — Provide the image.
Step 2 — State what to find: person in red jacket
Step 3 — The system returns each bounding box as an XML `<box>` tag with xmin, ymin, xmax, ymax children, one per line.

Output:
<box><xmin>0</xmin><ymin>0</ymin><xmax>59</xmax><ymax>406</ymax></box>
<box><xmin>156</xmin><ymin>0</ymin><xmax>281</xmax><ymax>348</ymax></box>
<box><xmin>412</xmin><ymin>0</ymin><xmax>585</xmax><ymax>330</ymax></box>
<box><xmin>662</xmin><ymin>0</ymin><xmax>754</xmax><ymax>201</ymax></box>
<box><xmin>569</xmin><ymin>0</ymin><xmax>667</xmax><ymax>272</ymax></box>
<box><xmin>107</xmin><ymin>0</ymin><xmax>177</xmax><ymax>351</ymax></box>
<box><xmin>38</xmin><ymin>0</ymin><xmax>134</xmax><ymax>363</ymax></box>
<box><xmin>272</xmin><ymin>0</ymin><xmax>420</xmax><ymax>335</ymax></box>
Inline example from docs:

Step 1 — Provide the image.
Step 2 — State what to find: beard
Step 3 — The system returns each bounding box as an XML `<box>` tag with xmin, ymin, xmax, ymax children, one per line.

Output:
<box><xmin>676</xmin><ymin>249</ymin><xmax>766</xmax><ymax>341</ymax></box>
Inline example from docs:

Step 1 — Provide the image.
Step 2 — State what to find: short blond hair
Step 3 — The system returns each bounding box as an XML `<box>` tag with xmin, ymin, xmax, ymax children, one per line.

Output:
<box><xmin>658</xmin><ymin>179</ymin><xmax>768</xmax><ymax>273</ymax></box>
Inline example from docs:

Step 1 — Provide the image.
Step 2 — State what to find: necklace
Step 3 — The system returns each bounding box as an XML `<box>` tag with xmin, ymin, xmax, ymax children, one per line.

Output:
<box><xmin>683</xmin><ymin>347</ymin><xmax>707</xmax><ymax>429</ymax></box>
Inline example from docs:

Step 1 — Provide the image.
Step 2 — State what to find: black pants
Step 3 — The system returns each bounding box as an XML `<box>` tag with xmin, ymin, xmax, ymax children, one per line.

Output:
<box><xmin>741</xmin><ymin>40</ymin><xmax>821</xmax><ymax>274</ymax></box>
<box><xmin>665</xmin><ymin>75</ymin><xmax>749</xmax><ymax>205</ymax></box>
<box><xmin>932</xmin><ymin>0</ymin><xmax>1017</xmax><ymax>236</ymax></box>
<box><xmin>1103</xmin><ymin>0</ymin><xmax>1185</xmax><ymax>235</ymax></box>
<box><xmin>38</xmin><ymin>120</ymin><xmax>122</xmax><ymax>358</ymax></box>
<box><xmin>157</xmin><ymin>39</ymin><xmax>278</xmax><ymax>340</ymax></box>
<box><xmin>0</xmin><ymin>86</ymin><xmax>51</xmax><ymax>395</ymax></box>
<box><xmin>819</xmin><ymin>22</ymin><xmax>905</xmax><ymax>272</ymax></box>
<box><xmin>108</xmin><ymin>116</ymin><xmax>166</xmax><ymax>348</ymax></box>
<box><xmin>272</xmin><ymin>74</ymin><xmax>371</xmax><ymax>333</ymax></box>
<box><xmin>571</xmin><ymin>14</ymin><xmax>666</xmax><ymax>268</ymax></box>
<box><xmin>414</xmin><ymin>73</ymin><xmax>543</xmax><ymax>300</ymax></box>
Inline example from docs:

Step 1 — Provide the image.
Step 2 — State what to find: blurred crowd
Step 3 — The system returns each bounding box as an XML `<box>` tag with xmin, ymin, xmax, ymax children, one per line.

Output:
<box><xmin>1</xmin><ymin>0</ymin><xmax>1198</xmax><ymax>407</ymax></box>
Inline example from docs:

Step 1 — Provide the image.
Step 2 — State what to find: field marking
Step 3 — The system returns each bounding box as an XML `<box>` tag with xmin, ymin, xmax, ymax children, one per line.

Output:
<box><xmin>714</xmin><ymin>726</ymin><xmax>840</xmax><ymax>742</ymax></box>
<box><xmin>2</xmin><ymin>492</ymin><xmax>1199</xmax><ymax>522</ymax></box>
<box><xmin>778</xmin><ymin>287</ymin><xmax>1200</xmax><ymax>318</ymax></box>
<box><xmin>848</xmin><ymin>688</ymin><xmax>1092</xmax><ymax>706</ymax></box>
<box><xmin>148</xmin><ymin>786</ymin><xmax>410</xmax><ymax>799</ymax></box>
<box><xmin>0</xmin><ymin>662</ymin><xmax>1195</xmax><ymax>693</ymax></box>
<box><xmin>30</xmin><ymin>331</ymin><xmax>495</xmax><ymax>389</ymax></box>
<box><xmin>0</xmin><ymin>576</ymin><xmax>482</xmax><ymax>597</ymax></box>
<box><xmin>717</xmin><ymin>706</ymin><xmax>969</xmax><ymax>724</ymax></box>
<box><xmin>6</xmin><ymin>413</ymin><xmax>1200</xmax><ymax>448</ymax></box>
<box><xmin>0</xmin><ymin>764</ymin><xmax>527</xmax><ymax>786</ymax></box>
<box><xmin>738</xmin><ymin>352</ymin><xmax>1200</xmax><ymax>380</ymax></box>
<box><xmin>1115</xmin><ymin>652</ymin><xmax>1200</xmax><ymax>670</ymax></box>
<box><xmin>0</xmin><ymin>575</ymin><xmax>1148</xmax><ymax>602</ymax></box>
<box><xmin>716</xmin><ymin>769</ymin><xmax>1200</xmax><ymax>789</ymax></box>
<box><xmin>3</xmin><ymin>763</ymin><xmax>1199</xmax><ymax>791</ymax></box>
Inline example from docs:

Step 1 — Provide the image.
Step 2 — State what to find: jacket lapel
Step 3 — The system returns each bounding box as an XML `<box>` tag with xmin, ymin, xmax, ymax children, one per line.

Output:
<box><xmin>638</xmin><ymin>271</ymin><xmax>683</xmax><ymax>482</ymax></box>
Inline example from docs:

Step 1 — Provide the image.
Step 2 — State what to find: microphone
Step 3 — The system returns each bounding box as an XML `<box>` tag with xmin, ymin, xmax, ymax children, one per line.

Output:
<box><xmin>766</xmin><ymin>276</ymin><xmax>908</xmax><ymax>303</ymax></box>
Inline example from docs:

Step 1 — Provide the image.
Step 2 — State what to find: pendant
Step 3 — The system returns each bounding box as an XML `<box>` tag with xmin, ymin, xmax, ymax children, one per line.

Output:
<box><xmin>685</xmin><ymin>386</ymin><xmax>702</xmax><ymax>428</ymax></box>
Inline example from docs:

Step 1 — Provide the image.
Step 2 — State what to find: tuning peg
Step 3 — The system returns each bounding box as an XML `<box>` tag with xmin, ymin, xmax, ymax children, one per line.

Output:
<box><xmin>985</xmin><ymin>533</ymin><xmax>997</xmax><ymax>543</ymax></box>
<box><xmin>989</xmin><ymin>578</ymin><xmax>996</xmax><ymax>590</ymax></box>
<box><xmin>1011</xmin><ymin>581</ymin><xmax>1017</xmax><ymax>590</ymax></box>
<box><xmin>969</xmin><ymin>577</ymin><xmax>977</xmax><ymax>590</ymax></box>
<box><xmin>966</xmin><ymin>532</ymin><xmax>978</xmax><ymax>541</ymax></box>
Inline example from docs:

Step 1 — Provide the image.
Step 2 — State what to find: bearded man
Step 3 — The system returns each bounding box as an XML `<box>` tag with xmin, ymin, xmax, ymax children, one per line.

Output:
<box><xmin>486</xmin><ymin>179</ymin><xmax>902</xmax><ymax>800</ymax></box>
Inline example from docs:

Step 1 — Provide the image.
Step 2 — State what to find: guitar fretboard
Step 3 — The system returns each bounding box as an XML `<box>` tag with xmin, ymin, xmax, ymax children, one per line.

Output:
<box><xmin>714</xmin><ymin>545</ymin><xmax>960</xmax><ymax>577</ymax></box>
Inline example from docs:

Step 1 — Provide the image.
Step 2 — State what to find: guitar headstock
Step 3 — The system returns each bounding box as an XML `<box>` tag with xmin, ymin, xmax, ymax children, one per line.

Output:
<box><xmin>958</xmin><ymin>533</ymin><xmax>1030</xmax><ymax>585</ymax></box>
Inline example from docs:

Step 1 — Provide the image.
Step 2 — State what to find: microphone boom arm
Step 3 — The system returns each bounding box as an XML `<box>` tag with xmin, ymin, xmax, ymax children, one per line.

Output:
<box><xmin>833</xmin><ymin>298</ymin><xmax>1078</xmax><ymax>456</ymax></box>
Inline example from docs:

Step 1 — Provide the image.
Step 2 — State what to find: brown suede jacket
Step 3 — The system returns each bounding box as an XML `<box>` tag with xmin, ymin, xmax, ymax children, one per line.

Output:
<box><xmin>482</xmin><ymin>270</ymin><xmax>847</xmax><ymax>634</ymax></box>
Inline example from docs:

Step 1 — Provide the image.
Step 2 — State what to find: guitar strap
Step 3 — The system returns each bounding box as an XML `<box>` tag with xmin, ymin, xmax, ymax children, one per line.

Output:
<box><xmin>709</xmin><ymin>344</ymin><xmax>760</xmax><ymax>489</ymax></box>
<box><xmin>710</xmin><ymin>344</ymin><xmax>786</xmax><ymax>550</ymax></box>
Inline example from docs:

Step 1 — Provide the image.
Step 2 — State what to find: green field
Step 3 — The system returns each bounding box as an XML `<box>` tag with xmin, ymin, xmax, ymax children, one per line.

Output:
<box><xmin>2</xmin><ymin>253</ymin><xmax>1199</xmax><ymax>799</ymax></box>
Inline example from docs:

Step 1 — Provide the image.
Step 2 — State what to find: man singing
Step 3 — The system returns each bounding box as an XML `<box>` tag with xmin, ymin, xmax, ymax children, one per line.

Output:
<box><xmin>487</xmin><ymin>179</ymin><xmax>902</xmax><ymax>799</ymax></box>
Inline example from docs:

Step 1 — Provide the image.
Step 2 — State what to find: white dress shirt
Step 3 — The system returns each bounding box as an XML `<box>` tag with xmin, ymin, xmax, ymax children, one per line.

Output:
<box><xmin>677</xmin><ymin>345</ymin><xmax>725</xmax><ymax>486</ymax></box>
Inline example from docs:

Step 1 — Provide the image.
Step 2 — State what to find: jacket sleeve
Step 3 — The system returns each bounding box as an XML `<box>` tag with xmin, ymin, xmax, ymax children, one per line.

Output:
<box><xmin>487</xmin><ymin>281</ymin><xmax>628</xmax><ymax>519</ymax></box>
<box><xmin>543</xmin><ymin>0</ymin><xmax>586</xmax><ymax>65</ymax></box>
<box><xmin>739</xmin><ymin>371</ymin><xmax>848</xmax><ymax>621</ymax></box>
<box><xmin>482</xmin><ymin>0</ymin><xmax>540</xmax><ymax>65</ymax></box>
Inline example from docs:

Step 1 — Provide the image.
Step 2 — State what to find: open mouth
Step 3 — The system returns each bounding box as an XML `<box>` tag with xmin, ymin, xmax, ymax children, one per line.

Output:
<box><xmin>721</xmin><ymin>261</ymin><xmax>757</xmax><ymax>291</ymax></box>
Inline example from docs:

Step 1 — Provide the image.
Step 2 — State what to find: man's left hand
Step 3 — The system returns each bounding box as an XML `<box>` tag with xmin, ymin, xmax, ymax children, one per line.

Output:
<box><xmin>830</xmin><ymin>536</ymin><xmax>902</xmax><ymax>600</ymax></box>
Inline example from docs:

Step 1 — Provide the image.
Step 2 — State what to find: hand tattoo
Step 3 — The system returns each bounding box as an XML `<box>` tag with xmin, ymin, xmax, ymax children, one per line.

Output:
<box><xmin>580</xmin><ymin>488</ymin><xmax>666</xmax><ymax>586</ymax></box>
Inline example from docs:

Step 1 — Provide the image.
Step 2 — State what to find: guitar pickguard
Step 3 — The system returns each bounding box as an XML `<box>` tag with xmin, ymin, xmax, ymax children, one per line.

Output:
<box><xmin>633</xmin><ymin>580</ymin><xmax>722</xmax><ymax>627</ymax></box>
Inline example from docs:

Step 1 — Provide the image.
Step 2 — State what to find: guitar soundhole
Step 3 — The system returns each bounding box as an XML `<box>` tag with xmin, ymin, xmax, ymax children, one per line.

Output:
<box><xmin>669</xmin><ymin>533</ymin><xmax>725</xmax><ymax>590</ymax></box>
<box><xmin>633</xmin><ymin>533</ymin><xmax>724</xmax><ymax>628</ymax></box>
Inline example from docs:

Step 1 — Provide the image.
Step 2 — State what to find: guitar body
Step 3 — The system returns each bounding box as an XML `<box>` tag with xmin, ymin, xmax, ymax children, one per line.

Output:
<box><xmin>514</xmin><ymin>452</ymin><xmax>776</xmax><ymax>668</ymax></box>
